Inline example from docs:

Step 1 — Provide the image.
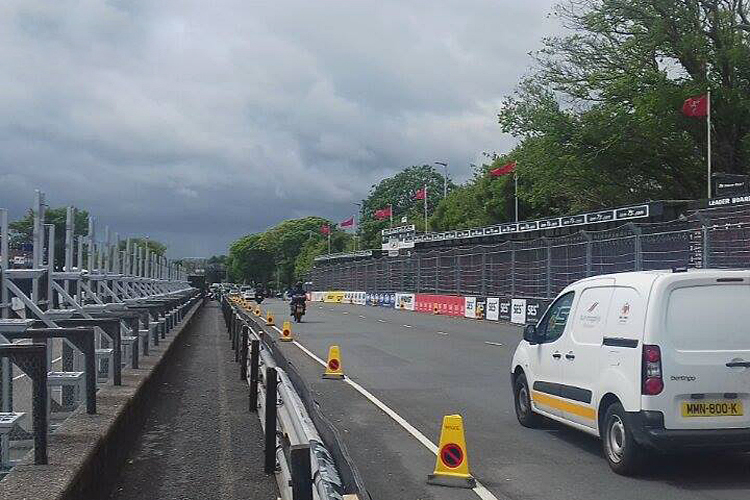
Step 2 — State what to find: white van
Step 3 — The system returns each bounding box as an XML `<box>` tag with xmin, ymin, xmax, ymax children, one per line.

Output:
<box><xmin>510</xmin><ymin>269</ymin><xmax>750</xmax><ymax>475</ymax></box>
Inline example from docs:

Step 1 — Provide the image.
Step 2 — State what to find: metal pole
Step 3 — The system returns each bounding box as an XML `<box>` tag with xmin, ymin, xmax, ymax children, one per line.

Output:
<box><xmin>290</xmin><ymin>444</ymin><xmax>313</xmax><ymax>500</ymax></box>
<box><xmin>264</xmin><ymin>367</ymin><xmax>278</xmax><ymax>474</ymax></box>
<box><xmin>1</xmin><ymin>209</ymin><xmax>9</xmax><ymax>414</ymax></box>
<box><xmin>707</xmin><ymin>90</ymin><xmax>712</xmax><ymax>198</ymax></box>
<box><xmin>514</xmin><ymin>172</ymin><xmax>519</xmax><ymax>222</ymax></box>
<box><xmin>65</xmin><ymin>207</ymin><xmax>73</xmax><ymax>271</ymax></box>
<box><xmin>87</xmin><ymin>216</ymin><xmax>95</xmax><ymax>273</ymax></box>
<box><xmin>249</xmin><ymin>340</ymin><xmax>260</xmax><ymax>412</ymax></box>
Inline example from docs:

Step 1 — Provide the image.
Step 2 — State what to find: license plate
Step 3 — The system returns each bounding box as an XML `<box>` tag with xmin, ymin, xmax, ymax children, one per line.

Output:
<box><xmin>681</xmin><ymin>400</ymin><xmax>744</xmax><ymax>417</ymax></box>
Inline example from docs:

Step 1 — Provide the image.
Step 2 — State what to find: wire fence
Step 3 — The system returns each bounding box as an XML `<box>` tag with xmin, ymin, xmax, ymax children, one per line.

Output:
<box><xmin>309</xmin><ymin>203</ymin><xmax>750</xmax><ymax>299</ymax></box>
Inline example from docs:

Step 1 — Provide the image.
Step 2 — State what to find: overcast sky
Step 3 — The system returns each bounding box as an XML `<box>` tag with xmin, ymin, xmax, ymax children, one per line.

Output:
<box><xmin>0</xmin><ymin>0</ymin><xmax>560</xmax><ymax>257</ymax></box>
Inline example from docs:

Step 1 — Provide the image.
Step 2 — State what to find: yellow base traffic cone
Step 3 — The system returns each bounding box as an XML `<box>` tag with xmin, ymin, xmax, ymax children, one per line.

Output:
<box><xmin>427</xmin><ymin>414</ymin><xmax>476</xmax><ymax>489</ymax></box>
<box><xmin>280</xmin><ymin>321</ymin><xmax>293</xmax><ymax>342</ymax></box>
<box><xmin>433</xmin><ymin>304</ymin><xmax>439</xmax><ymax>315</ymax></box>
<box><xmin>254</xmin><ymin>307</ymin><xmax>261</xmax><ymax>316</ymax></box>
<box><xmin>322</xmin><ymin>345</ymin><xmax>344</xmax><ymax>379</ymax></box>
<box><xmin>266</xmin><ymin>312</ymin><xmax>275</xmax><ymax>326</ymax></box>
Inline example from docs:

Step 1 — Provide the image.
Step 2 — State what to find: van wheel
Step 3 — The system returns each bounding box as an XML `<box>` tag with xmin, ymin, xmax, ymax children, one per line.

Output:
<box><xmin>514</xmin><ymin>373</ymin><xmax>541</xmax><ymax>428</ymax></box>
<box><xmin>602</xmin><ymin>403</ymin><xmax>645</xmax><ymax>475</ymax></box>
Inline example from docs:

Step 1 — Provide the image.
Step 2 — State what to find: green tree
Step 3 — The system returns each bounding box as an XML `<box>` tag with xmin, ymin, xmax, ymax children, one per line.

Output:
<box><xmin>121</xmin><ymin>237</ymin><xmax>167</xmax><ymax>257</ymax></box>
<box><xmin>9</xmin><ymin>207</ymin><xmax>89</xmax><ymax>269</ymax></box>
<box><xmin>359</xmin><ymin>165</ymin><xmax>455</xmax><ymax>248</ymax></box>
<box><xmin>497</xmin><ymin>0</ymin><xmax>750</xmax><ymax>213</ymax></box>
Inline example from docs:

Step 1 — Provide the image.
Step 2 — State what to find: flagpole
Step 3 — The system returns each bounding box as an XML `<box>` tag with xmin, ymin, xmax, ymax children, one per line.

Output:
<box><xmin>423</xmin><ymin>184</ymin><xmax>428</xmax><ymax>233</ymax></box>
<box><xmin>707</xmin><ymin>90</ymin><xmax>712</xmax><ymax>199</ymax></box>
<box><xmin>514</xmin><ymin>171</ymin><xmax>519</xmax><ymax>222</ymax></box>
<box><xmin>328</xmin><ymin>232</ymin><xmax>331</xmax><ymax>254</ymax></box>
<box><xmin>389</xmin><ymin>204</ymin><xmax>393</xmax><ymax>228</ymax></box>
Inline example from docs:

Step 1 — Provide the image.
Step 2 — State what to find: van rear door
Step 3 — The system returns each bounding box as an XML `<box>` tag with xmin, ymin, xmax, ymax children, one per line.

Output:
<box><xmin>658</xmin><ymin>276</ymin><xmax>750</xmax><ymax>430</ymax></box>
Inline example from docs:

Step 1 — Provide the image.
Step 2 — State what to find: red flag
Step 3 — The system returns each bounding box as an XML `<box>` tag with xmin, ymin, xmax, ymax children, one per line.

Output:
<box><xmin>374</xmin><ymin>206</ymin><xmax>392</xmax><ymax>220</ymax></box>
<box><xmin>320</xmin><ymin>224</ymin><xmax>330</xmax><ymax>235</ymax></box>
<box><xmin>340</xmin><ymin>216</ymin><xmax>354</xmax><ymax>228</ymax></box>
<box><xmin>682</xmin><ymin>94</ymin><xmax>708</xmax><ymax>117</ymax></box>
<box><xmin>414</xmin><ymin>187</ymin><xmax>426</xmax><ymax>200</ymax></box>
<box><xmin>490</xmin><ymin>161</ymin><xmax>517</xmax><ymax>177</ymax></box>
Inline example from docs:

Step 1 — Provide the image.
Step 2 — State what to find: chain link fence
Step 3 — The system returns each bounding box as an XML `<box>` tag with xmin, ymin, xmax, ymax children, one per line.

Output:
<box><xmin>310</xmin><ymin>203</ymin><xmax>750</xmax><ymax>299</ymax></box>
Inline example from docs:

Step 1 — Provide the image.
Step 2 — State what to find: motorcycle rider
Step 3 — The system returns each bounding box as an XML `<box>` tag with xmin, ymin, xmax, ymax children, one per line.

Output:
<box><xmin>289</xmin><ymin>281</ymin><xmax>306</xmax><ymax>316</ymax></box>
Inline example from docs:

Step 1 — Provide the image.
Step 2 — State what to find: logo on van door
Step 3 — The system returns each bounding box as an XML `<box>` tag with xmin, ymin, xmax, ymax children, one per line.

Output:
<box><xmin>618</xmin><ymin>302</ymin><xmax>631</xmax><ymax>324</ymax></box>
<box><xmin>580</xmin><ymin>301</ymin><xmax>602</xmax><ymax>326</ymax></box>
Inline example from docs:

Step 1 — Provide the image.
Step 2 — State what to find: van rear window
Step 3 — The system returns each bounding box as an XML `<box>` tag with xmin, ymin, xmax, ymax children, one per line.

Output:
<box><xmin>666</xmin><ymin>285</ymin><xmax>750</xmax><ymax>351</ymax></box>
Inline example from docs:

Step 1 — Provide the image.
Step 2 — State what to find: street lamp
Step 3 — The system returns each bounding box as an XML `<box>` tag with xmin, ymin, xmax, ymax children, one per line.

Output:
<box><xmin>434</xmin><ymin>161</ymin><xmax>448</xmax><ymax>197</ymax></box>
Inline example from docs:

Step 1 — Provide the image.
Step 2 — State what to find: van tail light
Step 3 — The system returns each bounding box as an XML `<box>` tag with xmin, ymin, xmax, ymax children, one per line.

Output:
<box><xmin>642</xmin><ymin>344</ymin><xmax>664</xmax><ymax>395</ymax></box>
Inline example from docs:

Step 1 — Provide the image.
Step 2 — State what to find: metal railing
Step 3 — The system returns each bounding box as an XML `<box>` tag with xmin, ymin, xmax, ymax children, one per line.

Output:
<box><xmin>0</xmin><ymin>188</ymin><xmax>199</xmax><ymax>473</ymax></box>
<box><xmin>310</xmin><ymin>203</ymin><xmax>750</xmax><ymax>299</ymax></box>
<box><xmin>222</xmin><ymin>296</ymin><xmax>367</xmax><ymax>500</ymax></box>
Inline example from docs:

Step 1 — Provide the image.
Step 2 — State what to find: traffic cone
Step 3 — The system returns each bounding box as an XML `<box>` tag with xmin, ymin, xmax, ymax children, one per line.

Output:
<box><xmin>266</xmin><ymin>311</ymin><xmax>275</xmax><ymax>326</ymax></box>
<box><xmin>322</xmin><ymin>345</ymin><xmax>344</xmax><ymax>379</ymax></box>
<box><xmin>280</xmin><ymin>321</ymin><xmax>293</xmax><ymax>342</ymax></box>
<box><xmin>254</xmin><ymin>307</ymin><xmax>261</xmax><ymax>317</ymax></box>
<box><xmin>433</xmin><ymin>304</ymin><xmax>439</xmax><ymax>315</ymax></box>
<box><xmin>427</xmin><ymin>414</ymin><xmax>476</xmax><ymax>488</ymax></box>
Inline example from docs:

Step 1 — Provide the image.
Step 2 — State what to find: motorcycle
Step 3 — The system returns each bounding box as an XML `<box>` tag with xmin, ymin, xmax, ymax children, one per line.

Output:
<box><xmin>290</xmin><ymin>294</ymin><xmax>306</xmax><ymax>323</ymax></box>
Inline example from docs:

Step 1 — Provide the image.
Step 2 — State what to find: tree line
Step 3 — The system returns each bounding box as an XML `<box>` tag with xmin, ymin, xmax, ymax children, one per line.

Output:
<box><xmin>228</xmin><ymin>0</ymin><xmax>750</xmax><ymax>287</ymax></box>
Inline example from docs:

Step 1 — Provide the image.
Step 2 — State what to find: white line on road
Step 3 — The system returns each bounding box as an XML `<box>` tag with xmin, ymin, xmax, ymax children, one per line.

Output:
<box><xmin>402</xmin><ymin>325</ymin><xmax>412</xmax><ymax>328</ymax></box>
<box><xmin>358</xmin><ymin>315</ymin><xmax>366</xmax><ymax>319</ymax></box>
<box><xmin>342</xmin><ymin>312</ymin><xmax>349</xmax><ymax>315</ymax></box>
<box><xmin>436</xmin><ymin>331</ymin><xmax>448</xmax><ymax>336</ymax></box>
<box><xmin>289</xmin><ymin>338</ymin><xmax>501</xmax><ymax>500</ymax></box>
<box><xmin>377</xmin><ymin>319</ymin><xmax>386</xmax><ymax>323</ymax></box>
<box><xmin>484</xmin><ymin>341</ymin><xmax>504</xmax><ymax>347</ymax></box>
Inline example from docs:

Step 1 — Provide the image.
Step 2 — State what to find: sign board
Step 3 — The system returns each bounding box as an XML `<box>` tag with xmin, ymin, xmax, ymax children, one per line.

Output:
<box><xmin>395</xmin><ymin>293</ymin><xmax>415</xmax><ymax>310</ymax></box>
<box><xmin>511</xmin><ymin>298</ymin><xmax>527</xmax><ymax>324</ymax></box>
<box><xmin>499</xmin><ymin>298</ymin><xmax>511</xmax><ymax>321</ymax></box>
<box><xmin>464</xmin><ymin>297</ymin><xmax>477</xmax><ymax>319</ymax></box>
<box><xmin>486</xmin><ymin>297</ymin><xmax>499</xmax><ymax>321</ymax></box>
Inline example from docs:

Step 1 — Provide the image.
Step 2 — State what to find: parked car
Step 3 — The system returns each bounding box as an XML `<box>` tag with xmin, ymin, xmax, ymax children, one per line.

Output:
<box><xmin>511</xmin><ymin>268</ymin><xmax>750</xmax><ymax>475</ymax></box>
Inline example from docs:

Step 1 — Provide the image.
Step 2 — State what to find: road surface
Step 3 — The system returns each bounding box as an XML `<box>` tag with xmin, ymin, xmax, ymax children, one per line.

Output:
<box><xmin>259</xmin><ymin>298</ymin><xmax>750</xmax><ymax>500</ymax></box>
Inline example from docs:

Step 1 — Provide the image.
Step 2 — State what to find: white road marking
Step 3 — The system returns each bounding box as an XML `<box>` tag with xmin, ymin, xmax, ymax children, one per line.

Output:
<box><xmin>358</xmin><ymin>315</ymin><xmax>366</xmax><ymax>319</ymax></box>
<box><xmin>377</xmin><ymin>319</ymin><xmax>386</xmax><ymax>323</ymax></box>
<box><xmin>342</xmin><ymin>312</ymin><xmax>349</xmax><ymax>315</ymax></box>
<box><xmin>436</xmin><ymin>331</ymin><xmax>448</xmax><ymax>336</ymax></box>
<box><xmin>290</xmin><ymin>339</ymin><xmax>501</xmax><ymax>500</ymax></box>
<box><xmin>484</xmin><ymin>341</ymin><xmax>504</xmax><ymax>347</ymax></box>
<box><xmin>402</xmin><ymin>325</ymin><xmax>412</xmax><ymax>328</ymax></box>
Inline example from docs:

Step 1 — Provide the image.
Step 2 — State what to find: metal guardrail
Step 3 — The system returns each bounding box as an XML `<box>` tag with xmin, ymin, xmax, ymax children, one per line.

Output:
<box><xmin>222</xmin><ymin>296</ymin><xmax>368</xmax><ymax>500</ymax></box>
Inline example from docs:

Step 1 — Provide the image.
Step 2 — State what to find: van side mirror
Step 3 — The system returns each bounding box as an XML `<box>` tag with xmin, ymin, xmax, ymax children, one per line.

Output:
<box><xmin>523</xmin><ymin>324</ymin><xmax>540</xmax><ymax>344</ymax></box>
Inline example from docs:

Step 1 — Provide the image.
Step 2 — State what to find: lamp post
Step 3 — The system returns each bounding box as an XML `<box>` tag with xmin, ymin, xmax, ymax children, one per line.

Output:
<box><xmin>434</xmin><ymin>161</ymin><xmax>448</xmax><ymax>197</ymax></box>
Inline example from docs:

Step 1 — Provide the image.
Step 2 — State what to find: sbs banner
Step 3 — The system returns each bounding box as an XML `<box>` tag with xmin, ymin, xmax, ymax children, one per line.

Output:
<box><xmin>464</xmin><ymin>296</ymin><xmax>477</xmax><ymax>319</ymax></box>
<box><xmin>511</xmin><ymin>298</ymin><xmax>527</xmax><ymax>324</ymax></box>
<box><xmin>486</xmin><ymin>297</ymin><xmax>499</xmax><ymax>321</ymax></box>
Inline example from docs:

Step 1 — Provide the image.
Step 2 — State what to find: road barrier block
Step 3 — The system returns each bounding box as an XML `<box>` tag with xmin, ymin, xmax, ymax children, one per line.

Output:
<box><xmin>280</xmin><ymin>321</ymin><xmax>293</xmax><ymax>342</ymax></box>
<box><xmin>427</xmin><ymin>414</ymin><xmax>476</xmax><ymax>489</ymax></box>
<box><xmin>322</xmin><ymin>345</ymin><xmax>344</xmax><ymax>379</ymax></box>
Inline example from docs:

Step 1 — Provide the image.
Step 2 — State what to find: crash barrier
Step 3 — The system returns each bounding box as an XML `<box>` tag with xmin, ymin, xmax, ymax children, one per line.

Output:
<box><xmin>0</xmin><ymin>188</ymin><xmax>197</xmax><ymax>475</ymax></box>
<box><xmin>313</xmin><ymin>290</ymin><xmax>552</xmax><ymax>325</ymax></box>
<box><xmin>310</xmin><ymin>202</ymin><xmax>750</xmax><ymax>299</ymax></box>
<box><xmin>222</xmin><ymin>296</ymin><xmax>369</xmax><ymax>500</ymax></box>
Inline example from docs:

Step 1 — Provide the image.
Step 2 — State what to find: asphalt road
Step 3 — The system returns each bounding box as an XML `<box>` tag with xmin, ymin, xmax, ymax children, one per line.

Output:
<box><xmin>108</xmin><ymin>303</ymin><xmax>278</xmax><ymax>500</ymax></box>
<box><xmin>259</xmin><ymin>298</ymin><xmax>750</xmax><ymax>500</ymax></box>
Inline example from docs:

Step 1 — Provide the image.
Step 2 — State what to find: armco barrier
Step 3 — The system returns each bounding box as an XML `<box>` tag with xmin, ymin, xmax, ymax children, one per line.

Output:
<box><xmin>223</xmin><ymin>296</ymin><xmax>369</xmax><ymax>500</ymax></box>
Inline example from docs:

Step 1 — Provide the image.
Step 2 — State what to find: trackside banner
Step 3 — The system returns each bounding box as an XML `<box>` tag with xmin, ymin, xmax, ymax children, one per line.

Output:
<box><xmin>415</xmin><ymin>294</ymin><xmax>465</xmax><ymax>316</ymax></box>
<box><xmin>395</xmin><ymin>293</ymin><xmax>415</xmax><ymax>310</ymax></box>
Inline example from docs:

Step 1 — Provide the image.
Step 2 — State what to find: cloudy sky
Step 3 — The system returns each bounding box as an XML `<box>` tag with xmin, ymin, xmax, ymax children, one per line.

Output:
<box><xmin>0</xmin><ymin>0</ymin><xmax>560</xmax><ymax>257</ymax></box>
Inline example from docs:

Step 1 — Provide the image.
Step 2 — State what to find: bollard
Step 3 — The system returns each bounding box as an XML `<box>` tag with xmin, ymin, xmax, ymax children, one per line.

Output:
<box><xmin>249</xmin><ymin>339</ymin><xmax>260</xmax><ymax>412</ymax></box>
<box><xmin>240</xmin><ymin>326</ymin><xmax>248</xmax><ymax>380</ymax></box>
<box><xmin>235</xmin><ymin>321</ymin><xmax>243</xmax><ymax>363</ymax></box>
<box><xmin>290</xmin><ymin>444</ymin><xmax>313</xmax><ymax>500</ymax></box>
<box><xmin>264</xmin><ymin>367</ymin><xmax>278</xmax><ymax>474</ymax></box>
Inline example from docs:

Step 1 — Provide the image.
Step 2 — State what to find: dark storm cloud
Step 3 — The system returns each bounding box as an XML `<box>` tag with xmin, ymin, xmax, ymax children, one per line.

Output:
<box><xmin>0</xmin><ymin>0</ymin><xmax>559</xmax><ymax>256</ymax></box>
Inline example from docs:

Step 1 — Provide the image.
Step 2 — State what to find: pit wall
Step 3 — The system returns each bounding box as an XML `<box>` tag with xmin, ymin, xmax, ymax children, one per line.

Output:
<box><xmin>308</xmin><ymin>290</ymin><xmax>552</xmax><ymax>325</ymax></box>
